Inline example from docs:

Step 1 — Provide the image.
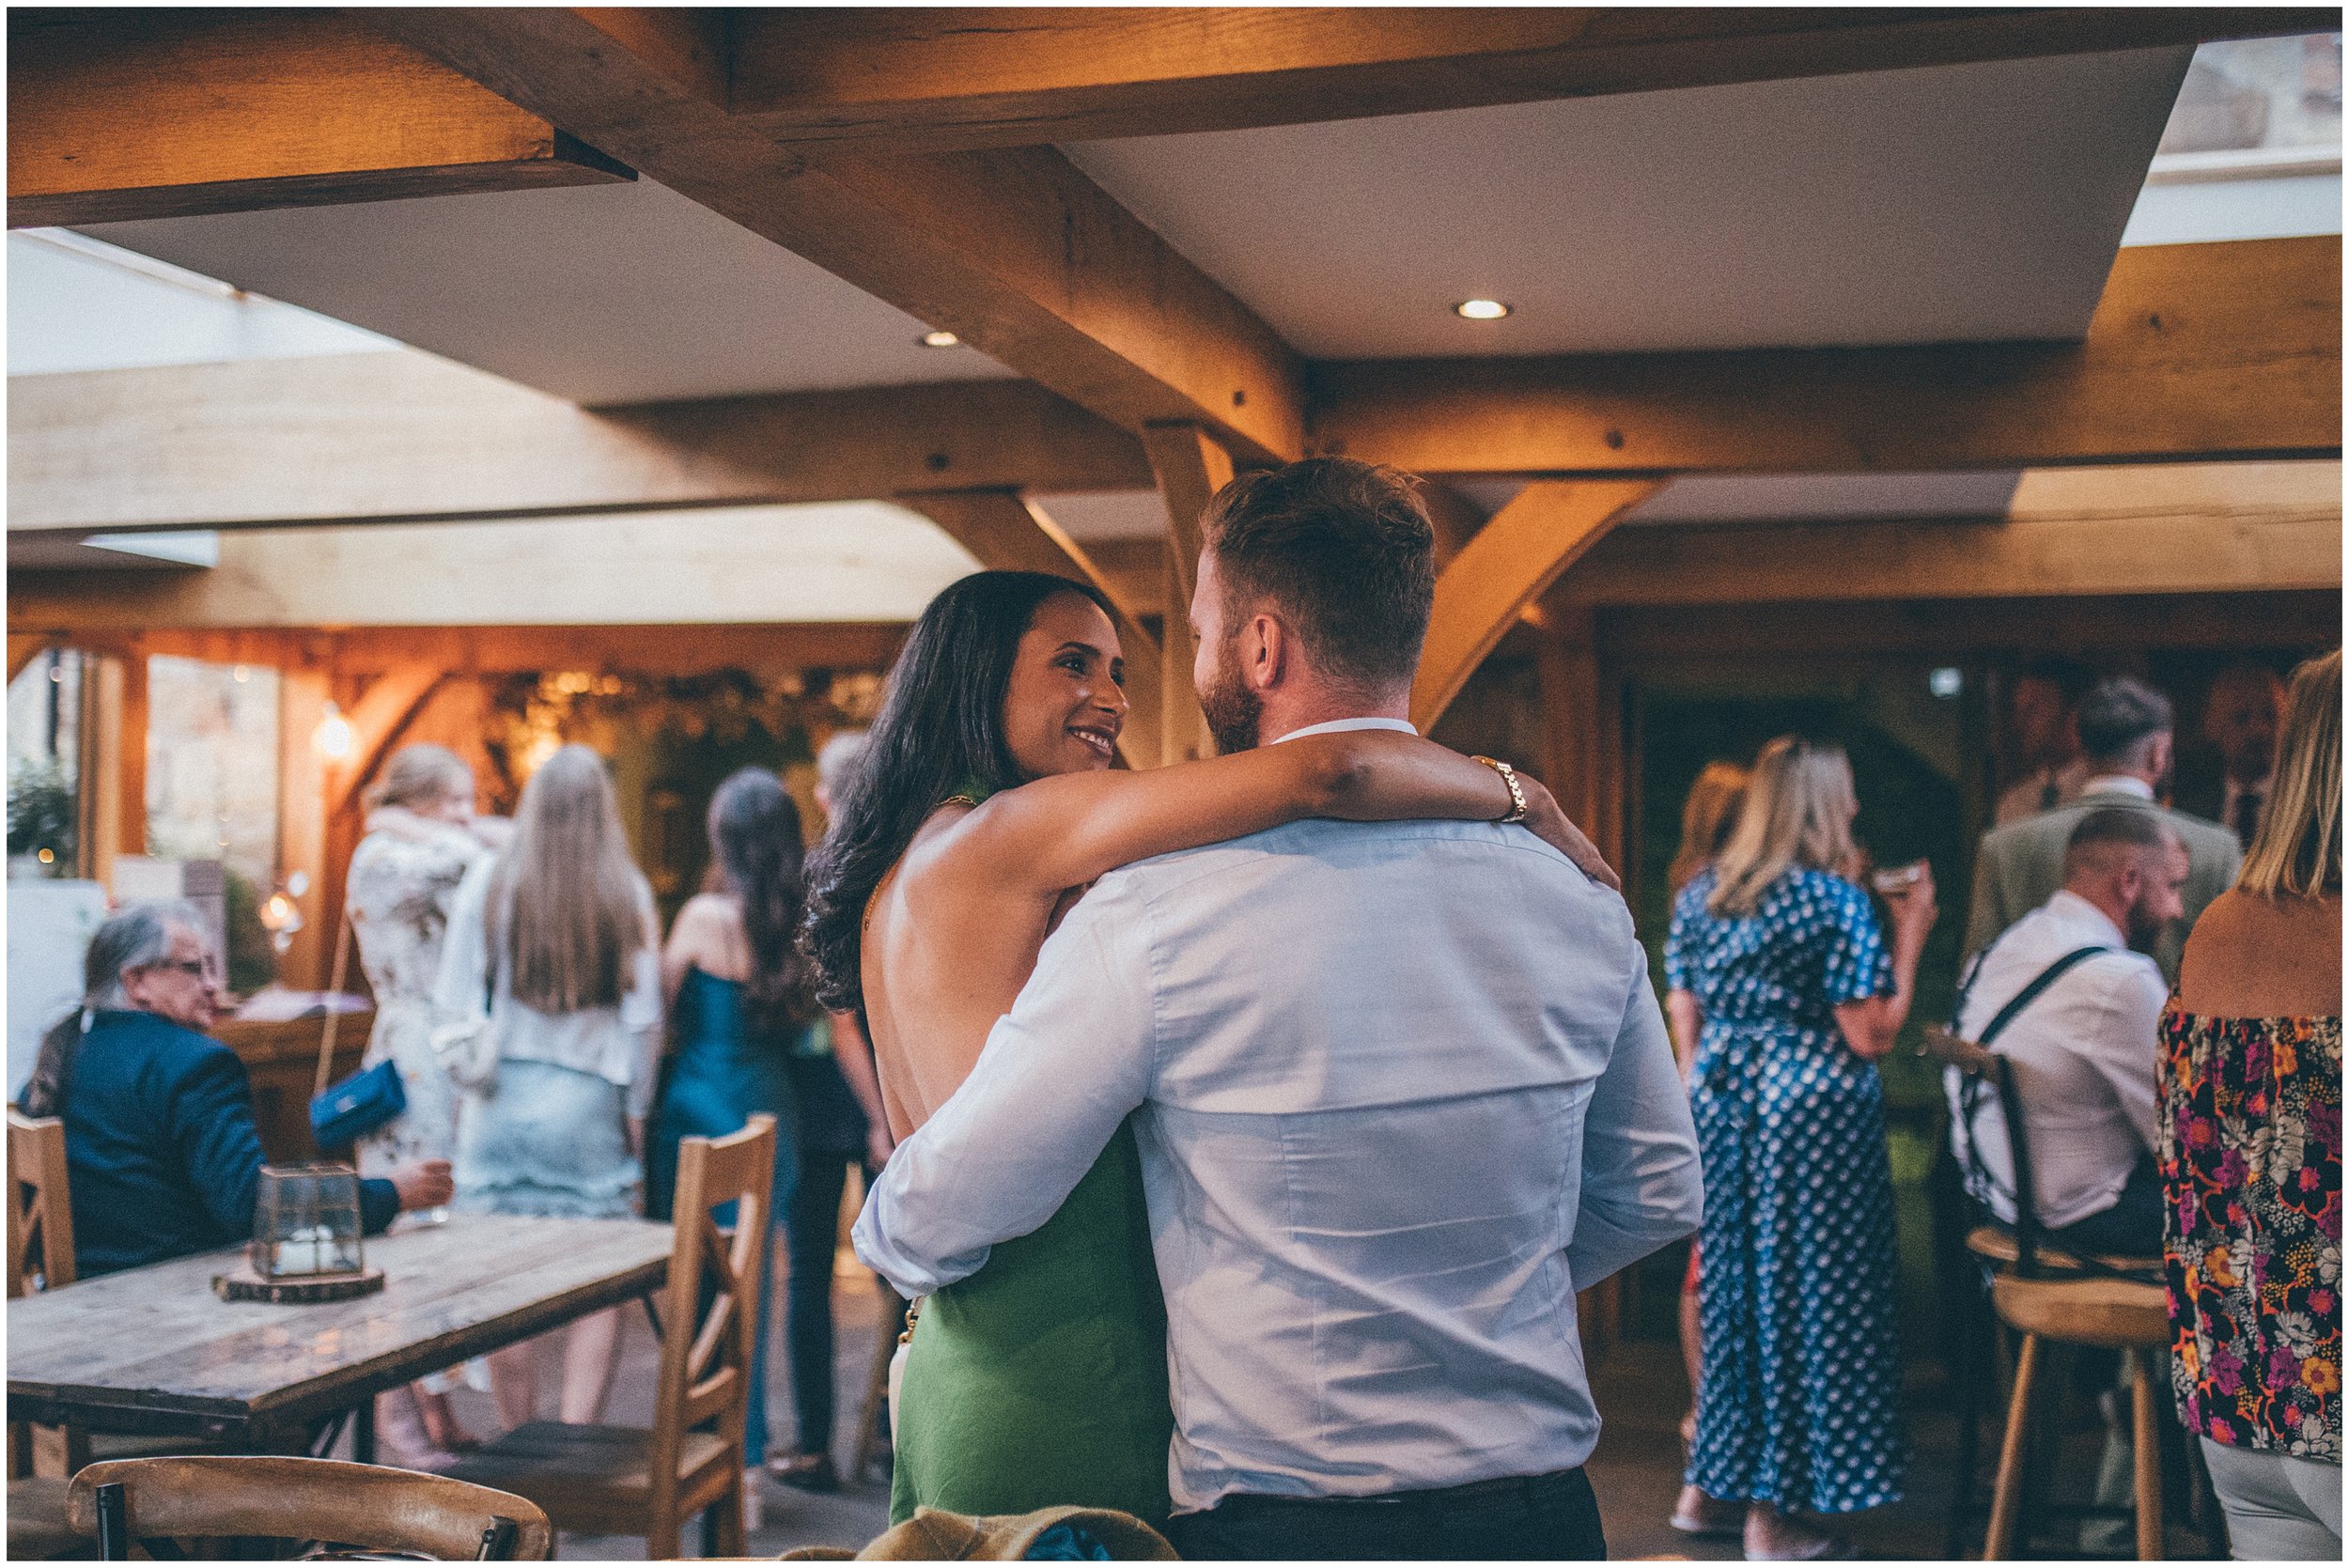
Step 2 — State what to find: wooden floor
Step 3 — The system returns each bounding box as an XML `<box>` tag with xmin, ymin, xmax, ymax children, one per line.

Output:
<box><xmin>425</xmin><ymin>1270</ymin><xmax>2215</xmax><ymax>1560</ymax></box>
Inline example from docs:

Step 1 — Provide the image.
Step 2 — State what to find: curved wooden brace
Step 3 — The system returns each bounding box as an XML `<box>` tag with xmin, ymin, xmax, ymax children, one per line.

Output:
<box><xmin>324</xmin><ymin>665</ymin><xmax>448</xmax><ymax>818</ymax></box>
<box><xmin>1409</xmin><ymin>479</ymin><xmax>1661</xmax><ymax>731</ymax></box>
<box><xmin>895</xmin><ymin>488</ymin><xmax>1165</xmax><ymax>768</ymax></box>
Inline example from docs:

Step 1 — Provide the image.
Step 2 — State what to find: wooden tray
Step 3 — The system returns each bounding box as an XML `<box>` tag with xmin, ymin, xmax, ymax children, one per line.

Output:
<box><xmin>212</xmin><ymin>1265</ymin><xmax>384</xmax><ymax>1304</ymax></box>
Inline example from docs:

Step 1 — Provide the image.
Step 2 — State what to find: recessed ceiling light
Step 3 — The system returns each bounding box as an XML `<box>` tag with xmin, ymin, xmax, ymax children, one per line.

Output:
<box><xmin>919</xmin><ymin>329</ymin><xmax>961</xmax><ymax>349</ymax></box>
<box><xmin>1453</xmin><ymin>299</ymin><xmax>1512</xmax><ymax>320</ymax></box>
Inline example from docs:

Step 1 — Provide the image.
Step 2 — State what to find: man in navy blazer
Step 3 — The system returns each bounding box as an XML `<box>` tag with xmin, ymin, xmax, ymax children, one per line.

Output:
<box><xmin>32</xmin><ymin>902</ymin><xmax>451</xmax><ymax>1278</ymax></box>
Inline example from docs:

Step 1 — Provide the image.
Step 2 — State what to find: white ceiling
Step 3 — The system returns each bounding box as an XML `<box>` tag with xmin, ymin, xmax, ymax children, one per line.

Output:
<box><xmin>1065</xmin><ymin>47</ymin><xmax>2193</xmax><ymax>359</ymax></box>
<box><xmin>75</xmin><ymin>179</ymin><xmax>1014</xmax><ymax>404</ymax></box>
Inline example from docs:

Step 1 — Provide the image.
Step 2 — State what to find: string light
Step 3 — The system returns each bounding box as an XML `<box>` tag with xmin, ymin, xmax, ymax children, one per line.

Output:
<box><xmin>1453</xmin><ymin>299</ymin><xmax>1512</xmax><ymax>320</ymax></box>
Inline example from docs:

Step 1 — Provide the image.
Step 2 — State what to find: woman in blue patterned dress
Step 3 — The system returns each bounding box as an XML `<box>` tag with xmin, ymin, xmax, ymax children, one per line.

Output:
<box><xmin>1666</xmin><ymin>737</ymin><xmax>1937</xmax><ymax>1560</ymax></box>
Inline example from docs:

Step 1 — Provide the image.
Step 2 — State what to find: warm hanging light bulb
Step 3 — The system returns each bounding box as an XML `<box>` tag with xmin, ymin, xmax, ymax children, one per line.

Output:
<box><xmin>1453</xmin><ymin>298</ymin><xmax>1512</xmax><ymax>320</ymax></box>
<box><xmin>919</xmin><ymin>329</ymin><xmax>961</xmax><ymax>348</ymax></box>
<box><xmin>313</xmin><ymin>701</ymin><xmax>354</xmax><ymax>761</ymax></box>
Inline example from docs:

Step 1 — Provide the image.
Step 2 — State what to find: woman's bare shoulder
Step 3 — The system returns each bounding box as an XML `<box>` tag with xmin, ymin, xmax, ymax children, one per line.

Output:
<box><xmin>2178</xmin><ymin>889</ymin><xmax>2341</xmax><ymax>1017</ymax></box>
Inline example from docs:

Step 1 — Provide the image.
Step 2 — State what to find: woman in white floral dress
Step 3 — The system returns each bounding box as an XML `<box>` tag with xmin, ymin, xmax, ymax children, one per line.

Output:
<box><xmin>345</xmin><ymin>743</ymin><xmax>506</xmax><ymax>1465</ymax></box>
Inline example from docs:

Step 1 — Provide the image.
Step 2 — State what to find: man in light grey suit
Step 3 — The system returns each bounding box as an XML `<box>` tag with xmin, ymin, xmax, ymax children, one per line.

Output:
<box><xmin>1966</xmin><ymin>675</ymin><xmax>2241</xmax><ymax>983</ymax></box>
<box><xmin>857</xmin><ymin>458</ymin><xmax>1702</xmax><ymax>1560</ymax></box>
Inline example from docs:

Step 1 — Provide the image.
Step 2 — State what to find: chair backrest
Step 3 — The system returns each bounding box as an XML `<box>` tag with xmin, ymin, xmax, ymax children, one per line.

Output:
<box><xmin>1919</xmin><ymin>1027</ymin><xmax>2048</xmax><ymax>1275</ymax></box>
<box><xmin>8</xmin><ymin>1107</ymin><xmax>75</xmax><ymax>1298</ymax></box>
<box><xmin>652</xmin><ymin>1114</ymin><xmax>776</xmax><ymax>1502</ymax></box>
<box><xmin>67</xmin><ymin>1454</ymin><xmax>553</xmax><ymax>1560</ymax></box>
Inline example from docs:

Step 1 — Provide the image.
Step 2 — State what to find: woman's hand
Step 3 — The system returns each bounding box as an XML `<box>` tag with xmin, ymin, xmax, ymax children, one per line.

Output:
<box><xmin>1879</xmin><ymin>864</ymin><xmax>1939</xmax><ymax>950</ymax></box>
<box><xmin>1517</xmin><ymin>772</ymin><xmax>1622</xmax><ymax>893</ymax></box>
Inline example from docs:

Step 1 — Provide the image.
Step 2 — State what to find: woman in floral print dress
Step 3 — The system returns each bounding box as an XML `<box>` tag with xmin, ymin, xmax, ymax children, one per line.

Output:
<box><xmin>2162</xmin><ymin>649</ymin><xmax>2341</xmax><ymax>1560</ymax></box>
<box><xmin>345</xmin><ymin>744</ymin><xmax>505</xmax><ymax>1466</ymax></box>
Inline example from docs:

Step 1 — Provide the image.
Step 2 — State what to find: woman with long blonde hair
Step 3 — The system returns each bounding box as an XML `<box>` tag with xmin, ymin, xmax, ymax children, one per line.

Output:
<box><xmin>2162</xmin><ymin>649</ymin><xmax>2341</xmax><ymax>1559</ymax></box>
<box><xmin>1664</xmin><ymin>737</ymin><xmax>1936</xmax><ymax>1560</ymax></box>
<box><xmin>434</xmin><ymin>743</ymin><xmax>661</xmax><ymax>1426</ymax></box>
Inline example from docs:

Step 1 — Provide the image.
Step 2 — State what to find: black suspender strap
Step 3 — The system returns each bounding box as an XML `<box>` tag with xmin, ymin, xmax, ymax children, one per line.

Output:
<box><xmin>1973</xmin><ymin>946</ymin><xmax>2111</xmax><ymax>1050</ymax></box>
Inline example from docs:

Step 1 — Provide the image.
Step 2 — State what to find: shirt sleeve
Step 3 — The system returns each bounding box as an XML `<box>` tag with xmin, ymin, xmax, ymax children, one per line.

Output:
<box><xmin>1565</xmin><ymin>949</ymin><xmax>1704</xmax><ymax>1289</ymax></box>
<box><xmin>1663</xmin><ymin>883</ymin><xmax>1695</xmax><ymax>992</ymax></box>
<box><xmin>432</xmin><ymin>855</ymin><xmax>495</xmax><ymax>1019</ymax></box>
<box><xmin>2082</xmin><ymin>957</ymin><xmax>2166</xmax><ymax>1154</ymax></box>
<box><xmin>619</xmin><ymin>909</ymin><xmax>663</xmax><ymax>1121</ymax></box>
<box><xmin>1821</xmin><ymin>877</ymin><xmax>1893</xmax><ymax>1005</ymax></box>
<box><xmin>1964</xmin><ymin>834</ymin><xmax>2007</xmax><ymax>960</ymax></box>
<box><xmin>168</xmin><ymin>1047</ymin><xmax>271</xmax><ymax>1241</ymax></box>
<box><xmin>853</xmin><ymin>878</ymin><xmax>1157</xmax><ymax>1299</ymax></box>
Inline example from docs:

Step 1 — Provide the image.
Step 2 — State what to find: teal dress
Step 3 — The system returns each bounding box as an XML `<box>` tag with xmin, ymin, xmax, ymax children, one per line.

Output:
<box><xmin>646</xmin><ymin>966</ymin><xmax>801</xmax><ymax>1465</ymax></box>
<box><xmin>890</xmin><ymin>1116</ymin><xmax>1174</xmax><ymax>1527</ymax></box>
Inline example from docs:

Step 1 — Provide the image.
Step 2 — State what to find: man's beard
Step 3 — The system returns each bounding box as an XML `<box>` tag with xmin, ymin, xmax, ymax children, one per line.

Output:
<box><xmin>1199</xmin><ymin>639</ymin><xmax>1263</xmax><ymax>754</ymax></box>
<box><xmin>2126</xmin><ymin>898</ymin><xmax>2165</xmax><ymax>949</ymax></box>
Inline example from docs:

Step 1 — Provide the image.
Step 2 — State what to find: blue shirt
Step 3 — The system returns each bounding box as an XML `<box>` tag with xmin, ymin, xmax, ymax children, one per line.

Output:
<box><xmin>857</xmin><ymin>808</ymin><xmax>1703</xmax><ymax>1512</ymax></box>
<box><xmin>59</xmin><ymin>1010</ymin><xmax>398</xmax><ymax>1278</ymax></box>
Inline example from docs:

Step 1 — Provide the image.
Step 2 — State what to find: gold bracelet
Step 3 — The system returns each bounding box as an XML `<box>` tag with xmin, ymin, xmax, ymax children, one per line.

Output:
<box><xmin>1470</xmin><ymin>755</ymin><xmax>1528</xmax><ymax>824</ymax></box>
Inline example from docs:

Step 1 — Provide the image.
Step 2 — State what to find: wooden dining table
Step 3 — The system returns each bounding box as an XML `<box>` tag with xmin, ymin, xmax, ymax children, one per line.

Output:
<box><xmin>8</xmin><ymin>1213</ymin><xmax>672</xmax><ymax>1456</ymax></box>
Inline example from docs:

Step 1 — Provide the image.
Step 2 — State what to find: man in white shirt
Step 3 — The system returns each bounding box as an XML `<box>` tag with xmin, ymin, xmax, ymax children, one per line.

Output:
<box><xmin>857</xmin><ymin>458</ymin><xmax>1703</xmax><ymax>1560</ymax></box>
<box><xmin>1951</xmin><ymin>808</ymin><xmax>2186</xmax><ymax>1258</ymax></box>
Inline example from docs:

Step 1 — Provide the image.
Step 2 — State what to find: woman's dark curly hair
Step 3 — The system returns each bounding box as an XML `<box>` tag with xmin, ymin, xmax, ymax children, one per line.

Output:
<box><xmin>801</xmin><ymin>569</ymin><xmax>1115</xmax><ymax>1017</ymax></box>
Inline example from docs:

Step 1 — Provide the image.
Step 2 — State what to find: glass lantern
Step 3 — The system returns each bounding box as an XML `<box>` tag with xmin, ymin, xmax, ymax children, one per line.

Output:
<box><xmin>249</xmin><ymin>1163</ymin><xmax>364</xmax><ymax>1279</ymax></box>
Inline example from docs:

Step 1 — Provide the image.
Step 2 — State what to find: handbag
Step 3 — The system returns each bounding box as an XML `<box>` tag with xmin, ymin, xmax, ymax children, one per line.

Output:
<box><xmin>308</xmin><ymin>901</ymin><xmax>407</xmax><ymax>1149</ymax></box>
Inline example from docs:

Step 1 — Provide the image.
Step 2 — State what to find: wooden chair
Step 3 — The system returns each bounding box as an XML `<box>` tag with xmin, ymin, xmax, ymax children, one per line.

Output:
<box><xmin>9</xmin><ymin>1108</ymin><xmax>89</xmax><ymax>1560</ymax></box>
<box><xmin>67</xmin><ymin>1454</ymin><xmax>552</xmax><ymax>1560</ymax></box>
<box><xmin>1919</xmin><ymin>1028</ymin><xmax>2170</xmax><ymax>1560</ymax></box>
<box><xmin>449</xmin><ymin>1115</ymin><xmax>776</xmax><ymax>1559</ymax></box>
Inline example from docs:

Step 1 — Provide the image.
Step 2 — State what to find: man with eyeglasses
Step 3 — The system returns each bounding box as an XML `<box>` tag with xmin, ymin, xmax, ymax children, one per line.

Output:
<box><xmin>21</xmin><ymin>901</ymin><xmax>452</xmax><ymax>1278</ymax></box>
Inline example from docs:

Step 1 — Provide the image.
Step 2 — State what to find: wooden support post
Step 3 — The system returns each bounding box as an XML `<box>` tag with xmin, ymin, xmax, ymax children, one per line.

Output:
<box><xmin>76</xmin><ymin>654</ymin><xmax>122</xmax><ymax>887</ymax></box>
<box><xmin>1409</xmin><ymin>480</ymin><xmax>1659</xmax><ymax>733</ymax></box>
<box><xmin>1532</xmin><ymin>604</ymin><xmax>1626</xmax><ymax>879</ymax></box>
<box><xmin>895</xmin><ymin>489</ymin><xmax>1165</xmax><ymax>768</ymax></box>
<box><xmin>116</xmin><ymin>652</ymin><xmax>148</xmax><ymax>874</ymax></box>
<box><xmin>277</xmin><ymin>668</ymin><xmax>331</xmax><ymax>991</ymax></box>
<box><xmin>1141</xmin><ymin>424</ymin><xmax>1235</xmax><ymax>763</ymax></box>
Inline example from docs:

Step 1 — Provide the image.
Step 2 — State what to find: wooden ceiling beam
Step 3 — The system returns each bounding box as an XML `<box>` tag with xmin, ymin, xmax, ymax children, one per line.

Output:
<box><xmin>1556</xmin><ymin>505</ymin><xmax>2342</xmax><ymax>609</ymax></box>
<box><xmin>8</xmin><ymin>352</ymin><xmax>1153</xmax><ymax>536</ymax></box>
<box><xmin>1312</xmin><ymin>237</ymin><xmax>2341</xmax><ymax>475</ymax></box>
<box><xmin>374</xmin><ymin>8</ymin><xmax>1307</xmax><ymax>465</ymax></box>
<box><xmin>726</xmin><ymin>8</ymin><xmax>2332</xmax><ymax>153</ymax></box>
<box><xmin>26</xmin><ymin>625</ymin><xmax>914</xmax><ymax>681</ymax></box>
<box><xmin>1140</xmin><ymin>424</ymin><xmax>1235</xmax><ymax>762</ymax></box>
<box><xmin>7</xmin><ymin>9</ymin><xmax>631</xmax><ymax>228</ymax></box>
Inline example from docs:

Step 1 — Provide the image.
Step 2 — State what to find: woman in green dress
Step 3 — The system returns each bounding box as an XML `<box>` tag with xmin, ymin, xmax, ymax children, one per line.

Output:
<box><xmin>802</xmin><ymin>568</ymin><xmax>1604</xmax><ymax>1529</ymax></box>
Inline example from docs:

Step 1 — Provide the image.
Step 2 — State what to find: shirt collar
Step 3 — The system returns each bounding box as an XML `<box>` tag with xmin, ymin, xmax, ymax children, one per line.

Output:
<box><xmin>1272</xmin><ymin>717</ymin><xmax>1419</xmax><ymax>744</ymax></box>
<box><xmin>2046</xmin><ymin>888</ymin><xmax>2129</xmax><ymax>950</ymax></box>
<box><xmin>2079</xmin><ymin>775</ymin><xmax>2155</xmax><ymax>800</ymax></box>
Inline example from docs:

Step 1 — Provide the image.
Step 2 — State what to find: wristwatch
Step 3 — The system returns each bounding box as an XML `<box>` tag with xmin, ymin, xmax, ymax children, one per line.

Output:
<box><xmin>1470</xmin><ymin>755</ymin><xmax>1528</xmax><ymax>824</ymax></box>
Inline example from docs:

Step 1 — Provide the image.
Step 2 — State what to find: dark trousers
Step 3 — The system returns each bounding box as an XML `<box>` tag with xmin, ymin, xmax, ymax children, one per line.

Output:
<box><xmin>1165</xmin><ymin>1467</ymin><xmax>1605</xmax><ymax>1561</ymax></box>
<box><xmin>783</xmin><ymin>1148</ymin><xmax>866</xmax><ymax>1454</ymax></box>
<box><xmin>2050</xmin><ymin>1154</ymin><xmax>2163</xmax><ymax>1259</ymax></box>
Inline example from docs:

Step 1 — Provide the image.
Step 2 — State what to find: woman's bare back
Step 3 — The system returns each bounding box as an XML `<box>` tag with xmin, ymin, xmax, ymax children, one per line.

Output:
<box><xmin>2176</xmin><ymin>888</ymin><xmax>2341</xmax><ymax>1018</ymax></box>
<box><xmin>861</xmin><ymin>806</ymin><xmax>1072</xmax><ymax>1141</ymax></box>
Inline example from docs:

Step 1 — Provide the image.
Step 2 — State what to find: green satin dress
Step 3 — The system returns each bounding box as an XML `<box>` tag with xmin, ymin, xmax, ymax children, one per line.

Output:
<box><xmin>889</xmin><ymin>1114</ymin><xmax>1174</xmax><ymax>1529</ymax></box>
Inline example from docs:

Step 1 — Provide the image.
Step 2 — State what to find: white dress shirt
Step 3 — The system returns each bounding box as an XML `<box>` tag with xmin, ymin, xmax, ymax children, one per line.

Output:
<box><xmin>856</xmin><ymin>738</ymin><xmax>1703</xmax><ymax>1513</ymax></box>
<box><xmin>1948</xmin><ymin>890</ymin><xmax>2164</xmax><ymax>1229</ymax></box>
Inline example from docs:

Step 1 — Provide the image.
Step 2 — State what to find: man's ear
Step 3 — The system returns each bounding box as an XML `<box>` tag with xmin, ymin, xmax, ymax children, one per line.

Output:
<box><xmin>1247</xmin><ymin>612</ymin><xmax>1288</xmax><ymax>693</ymax></box>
